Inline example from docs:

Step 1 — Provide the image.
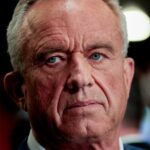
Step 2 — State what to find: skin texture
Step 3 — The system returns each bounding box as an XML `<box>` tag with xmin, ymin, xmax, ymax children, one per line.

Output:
<box><xmin>5</xmin><ymin>0</ymin><xmax>134</xmax><ymax>149</ymax></box>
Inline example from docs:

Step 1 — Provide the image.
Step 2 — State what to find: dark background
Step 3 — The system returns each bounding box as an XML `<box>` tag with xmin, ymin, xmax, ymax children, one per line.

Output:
<box><xmin>0</xmin><ymin>0</ymin><xmax>18</xmax><ymax>73</ymax></box>
<box><xmin>0</xmin><ymin>0</ymin><xmax>19</xmax><ymax>110</ymax></box>
<box><xmin>120</xmin><ymin>0</ymin><xmax>150</xmax><ymax>72</ymax></box>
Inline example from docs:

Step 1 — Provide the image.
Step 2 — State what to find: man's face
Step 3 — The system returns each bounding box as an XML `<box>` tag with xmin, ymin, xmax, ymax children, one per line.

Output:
<box><xmin>21</xmin><ymin>0</ymin><xmax>134</xmax><ymax>143</ymax></box>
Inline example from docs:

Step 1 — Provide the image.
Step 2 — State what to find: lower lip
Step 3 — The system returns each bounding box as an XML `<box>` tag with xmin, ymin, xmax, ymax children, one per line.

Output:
<box><xmin>64</xmin><ymin>103</ymin><xmax>103</xmax><ymax>115</ymax></box>
<box><xmin>67</xmin><ymin>102</ymin><xmax>100</xmax><ymax>109</ymax></box>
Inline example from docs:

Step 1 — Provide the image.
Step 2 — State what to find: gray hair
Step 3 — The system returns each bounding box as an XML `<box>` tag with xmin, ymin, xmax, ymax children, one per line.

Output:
<box><xmin>7</xmin><ymin>0</ymin><xmax>128</xmax><ymax>72</ymax></box>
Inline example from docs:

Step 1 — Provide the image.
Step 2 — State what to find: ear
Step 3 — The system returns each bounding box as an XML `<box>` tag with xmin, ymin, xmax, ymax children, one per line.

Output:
<box><xmin>3</xmin><ymin>71</ymin><xmax>28</xmax><ymax>111</ymax></box>
<box><xmin>123</xmin><ymin>58</ymin><xmax>135</xmax><ymax>97</ymax></box>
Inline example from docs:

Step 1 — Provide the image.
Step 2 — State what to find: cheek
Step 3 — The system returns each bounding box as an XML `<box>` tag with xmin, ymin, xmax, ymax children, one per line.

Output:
<box><xmin>25</xmin><ymin>73</ymin><xmax>55</xmax><ymax>112</ymax></box>
<box><xmin>93</xmin><ymin>67</ymin><xmax>127</xmax><ymax>119</ymax></box>
<box><xmin>26</xmin><ymin>72</ymin><xmax>67</xmax><ymax>120</ymax></box>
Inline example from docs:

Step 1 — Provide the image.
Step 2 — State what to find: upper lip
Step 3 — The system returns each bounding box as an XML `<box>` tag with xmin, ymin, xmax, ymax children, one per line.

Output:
<box><xmin>66</xmin><ymin>100</ymin><xmax>101</xmax><ymax>110</ymax></box>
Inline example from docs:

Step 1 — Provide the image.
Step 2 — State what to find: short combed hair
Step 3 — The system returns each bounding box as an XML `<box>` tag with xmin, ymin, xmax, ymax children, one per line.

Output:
<box><xmin>7</xmin><ymin>0</ymin><xmax>128</xmax><ymax>72</ymax></box>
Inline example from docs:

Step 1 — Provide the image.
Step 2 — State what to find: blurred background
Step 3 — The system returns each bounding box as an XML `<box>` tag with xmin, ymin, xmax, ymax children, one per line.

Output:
<box><xmin>0</xmin><ymin>0</ymin><xmax>150</xmax><ymax>150</ymax></box>
<box><xmin>120</xmin><ymin>0</ymin><xmax>150</xmax><ymax>72</ymax></box>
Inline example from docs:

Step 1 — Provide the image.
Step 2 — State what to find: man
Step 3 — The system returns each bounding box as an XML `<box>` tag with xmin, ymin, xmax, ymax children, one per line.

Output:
<box><xmin>4</xmin><ymin>0</ymin><xmax>145</xmax><ymax>149</ymax></box>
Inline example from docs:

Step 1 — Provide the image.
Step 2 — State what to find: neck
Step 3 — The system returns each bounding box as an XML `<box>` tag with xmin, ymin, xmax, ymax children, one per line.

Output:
<box><xmin>49</xmin><ymin>138</ymin><xmax>120</xmax><ymax>150</ymax></box>
<box><xmin>32</xmin><ymin>129</ymin><xmax>120</xmax><ymax>150</ymax></box>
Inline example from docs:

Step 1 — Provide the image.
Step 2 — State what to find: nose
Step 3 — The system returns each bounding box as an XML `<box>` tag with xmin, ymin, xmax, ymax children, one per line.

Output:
<box><xmin>65</xmin><ymin>53</ymin><xmax>94</xmax><ymax>94</ymax></box>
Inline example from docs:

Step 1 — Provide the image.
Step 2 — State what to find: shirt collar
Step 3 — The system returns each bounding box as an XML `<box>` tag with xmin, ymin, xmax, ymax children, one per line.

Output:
<box><xmin>27</xmin><ymin>130</ymin><xmax>124</xmax><ymax>150</ymax></box>
<box><xmin>119</xmin><ymin>137</ymin><xmax>124</xmax><ymax>150</ymax></box>
<box><xmin>27</xmin><ymin>130</ymin><xmax>46</xmax><ymax>150</ymax></box>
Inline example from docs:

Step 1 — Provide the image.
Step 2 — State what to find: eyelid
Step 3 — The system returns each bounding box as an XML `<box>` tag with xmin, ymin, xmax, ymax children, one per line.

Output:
<box><xmin>37</xmin><ymin>50</ymin><xmax>66</xmax><ymax>58</ymax></box>
<box><xmin>46</xmin><ymin>51</ymin><xmax>67</xmax><ymax>60</ymax></box>
<box><xmin>86</xmin><ymin>43</ymin><xmax>114</xmax><ymax>54</ymax></box>
<box><xmin>35</xmin><ymin>50</ymin><xmax>67</xmax><ymax>65</ymax></box>
<box><xmin>87</xmin><ymin>47</ymin><xmax>111</xmax><ymax>58</ymax></box>
<box><xmin>45</xmin><ymin>52</ymin><xmax>67</xmax><ymax>66</ymax></box>
<box><xmin>87</xmin><ymin>49</ymin><xmax>103</xmax><ymax>56</ymax></box>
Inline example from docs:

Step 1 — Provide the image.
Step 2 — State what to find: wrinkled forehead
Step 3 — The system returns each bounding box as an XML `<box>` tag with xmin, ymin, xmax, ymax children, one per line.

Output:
<box><xmin>20</xmin><ymin>0</ymin><xmax>122</xmax><ymax>51</ymax></box>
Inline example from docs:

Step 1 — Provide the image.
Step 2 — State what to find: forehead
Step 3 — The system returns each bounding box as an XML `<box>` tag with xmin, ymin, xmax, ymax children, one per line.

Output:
<box><xmin>22</xmin><ymin>0</ymin><xmax>122</xmax><ymax>51</ymax></box>
<box><xmin>25</xmin><ymin>0</ymin><xmax>120</xmax><ymax>31</ymax></box>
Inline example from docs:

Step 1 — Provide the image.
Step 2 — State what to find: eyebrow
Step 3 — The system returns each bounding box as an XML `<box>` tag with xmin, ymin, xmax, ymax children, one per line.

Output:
<box><xmin>37</xmin><ymin>42</ymin><xmax>68</xmax><ymax>54</ymax></box>
<box><xmin>85</xmin><ymin>42</ymin><xmax>114</xmax><ymax>54</ymax></box>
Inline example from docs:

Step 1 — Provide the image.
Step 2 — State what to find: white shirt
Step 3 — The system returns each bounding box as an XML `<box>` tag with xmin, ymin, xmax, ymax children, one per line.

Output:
<box><xmin>140</xmin><ymin>107</ymin><xmax>150</xmax><ymax>144</ymax></box>
<box><xmin>27</xmin><ymin>130</ymin><xmax>124</xmax><ymax>150</ymax></box>
<box><xmin>28</xmin><ymin>130</ymin><xmax>46</xmax><ymax>150</ymax></box>
<box><xmin>121</xmin><ymin>133</ymin><xmax>145</xmax><ymax>144</ymax></box>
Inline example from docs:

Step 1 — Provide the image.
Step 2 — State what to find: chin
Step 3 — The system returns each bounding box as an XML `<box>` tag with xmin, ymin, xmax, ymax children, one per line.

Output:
<box><xmin>58</xmin><ymin>119</ymin><xmax>112</xmax><ymax>143</ymax></box>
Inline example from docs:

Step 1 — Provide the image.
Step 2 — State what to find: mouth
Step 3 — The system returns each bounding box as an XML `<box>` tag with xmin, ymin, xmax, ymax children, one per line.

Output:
<box><xmin>63</xmin><ymin>100</ymin><xmax>105</xmax><ymax>117</ymax></box>
<box><xmin>66</xmin><ymin>101</ymin><xmax>102</xmax><ymax>110</ymax></box>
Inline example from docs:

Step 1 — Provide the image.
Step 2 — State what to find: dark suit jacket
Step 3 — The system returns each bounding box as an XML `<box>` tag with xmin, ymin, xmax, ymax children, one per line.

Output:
<box><xmin>18</xmin><ymin>140</ymin><xmax>147</xmax><ymax>150</ymax></box>
<box><xmin>17</xmin><ymin>139</ymin><xmax>29</xmax><ymax>150</ymax></box>
<box><xmin>124</xmin><ymin>144</ymin><xmax>148</xmax><ymax>150</ymax></box>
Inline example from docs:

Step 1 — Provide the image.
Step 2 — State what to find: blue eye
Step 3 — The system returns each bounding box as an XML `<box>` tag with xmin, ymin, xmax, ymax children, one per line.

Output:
<box><xmin>47</xmin><ymin>56</ymin><xmax>60</xmax><ymax>64</ymax></box>
<box><xmin>90</xmin><ymin>53</ymin><xmax>102</xmax><ymax>61</ymax></box>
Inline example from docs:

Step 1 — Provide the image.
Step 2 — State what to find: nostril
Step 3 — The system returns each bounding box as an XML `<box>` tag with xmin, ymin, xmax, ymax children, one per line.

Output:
<box><xmin>87</xmin><ymin>83</ymin><xmax>92</xmax><ymax>88</ymax></box>
<box><xmin>65</xmin><ymin>81</ymin><xmax>80</xmax><ymax>94</ymax></box>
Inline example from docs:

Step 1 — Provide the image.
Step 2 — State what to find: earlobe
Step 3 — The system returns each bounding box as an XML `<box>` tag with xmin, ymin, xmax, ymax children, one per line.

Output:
<box><xmin>124</xmin><ymin>58</ymin><xmax>135</xmax><ymax>97</ymax></box>
<box><xmin>3</xmin><ymin>71</ymin><xmax>27</xmax><ymax>111</ymax></box>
